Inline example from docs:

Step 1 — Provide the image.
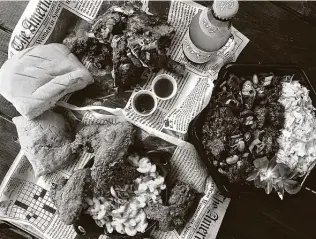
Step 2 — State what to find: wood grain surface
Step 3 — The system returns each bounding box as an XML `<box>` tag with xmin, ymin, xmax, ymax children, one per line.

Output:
<box><xmin>0</xmin><ymin>116</ymin><xmax>19</xmax><ymax>182</ymax></box>
<box><xmin>235</xmin><ymin>1</ymin><xmax>316</xmax><ymax>87</ymax></box>
<box><xmin>0</xmin><ymin>1</ymin><xmax>28</xmax><ymax>32</ymax></box>
<box><xmin>0</xmin><ymin>30</ymin><xmax>10</xmax><ymax>54</ymax></box>
<box><xmin>0</xmin><ymin>1</ymin><xmax>316</xmax><ymax>239</ymax></box>
<box><xmin>276</xmin><ymin>1</ymin><xmax>316</xmax><ymax>26</ymax></box>
<box><xmin>0</xmin><ymin>50</ymin><xmax>7</xmax><ymax>66</ymax></box>
<box><xmin>0</xmin><ymin>223</ymin><xmax>33</xmax><ymax>239</ymax></box>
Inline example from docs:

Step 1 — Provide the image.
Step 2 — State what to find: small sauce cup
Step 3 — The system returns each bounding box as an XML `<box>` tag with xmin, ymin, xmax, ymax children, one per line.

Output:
<box><xmin>151</xmin><ymin>74</ymin><xmax>177</xmax><ymax>100</ymax></box>
<box><xmin>131</xmin><ymin>90</ymin><xmax>158</xmax><ymax>116</ymax></box>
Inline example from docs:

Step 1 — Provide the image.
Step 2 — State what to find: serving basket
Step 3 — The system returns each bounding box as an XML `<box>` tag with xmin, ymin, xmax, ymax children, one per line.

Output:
<box><xmin>72</xmin><ymin>148</ymin><xmax>171</xmax><ymax>238</ymax></box>
<box><xmin>188</xmin><ymin>63</ymin><xmax>316</xmax><ymax>197</ymax></box>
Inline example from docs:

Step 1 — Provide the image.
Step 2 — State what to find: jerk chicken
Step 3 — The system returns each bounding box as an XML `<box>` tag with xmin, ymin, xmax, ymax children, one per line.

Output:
<box><xmin>63</xmin><ymin>3</ymin><xmax>185</xmax><ymax>92</ymax></box>
<box><xmin>201</xmin><ymin>73</ymin><xmax>285</xmax><ymax>184</ymax></box>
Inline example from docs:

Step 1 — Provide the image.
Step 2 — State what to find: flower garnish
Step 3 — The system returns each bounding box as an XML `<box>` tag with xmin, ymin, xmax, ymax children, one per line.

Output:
<box><xmin>247</xmin><ymin>156</ymin><xmax>301</xmax><ymax>199</ymax></box>
<box><xmin>247</xmin><ymin>156</ymin><xmax>279</xmax><ymax>194</ymax></box>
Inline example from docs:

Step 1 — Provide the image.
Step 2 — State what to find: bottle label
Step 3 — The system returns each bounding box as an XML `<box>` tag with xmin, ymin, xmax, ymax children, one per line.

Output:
<box><xmin>182</xmin><ymin>30</ymin><xmax>214</xmax><ymax>63</ymax></box>
<box><xmin>199</xmin><ymin>8</ymin><xmax>227</xmax><ymax>38</ymax></box>
<box><xmin>218</xmin><ymin>0</ymin><xmax>236</xmax><ymax>11</ymax></box>
<box><xmin>182</xmin><ymin>30</ymin><xmax>236</xmax><ymax>64</ymax></box>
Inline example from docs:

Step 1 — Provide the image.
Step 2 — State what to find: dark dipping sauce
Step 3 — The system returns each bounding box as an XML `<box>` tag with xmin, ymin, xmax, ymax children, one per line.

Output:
<box><xmin>134</xmin><ymin>93</ymin><xmax>155</xmax><ymax>114</ymax></box>
<box><xmin>154</xmin><ymin>78</ymin><xmax>174</xmax><ymax>98</ymax></box>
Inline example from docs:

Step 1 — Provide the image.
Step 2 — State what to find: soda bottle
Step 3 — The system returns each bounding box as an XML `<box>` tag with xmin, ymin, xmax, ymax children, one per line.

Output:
<box><xmin>183</xmin><ymin>0</ymin><xmax>239</xmax><ymax>64</ymax></box>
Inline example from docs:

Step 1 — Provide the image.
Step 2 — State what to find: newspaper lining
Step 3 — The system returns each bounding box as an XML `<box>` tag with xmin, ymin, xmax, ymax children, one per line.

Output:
<box><xmin>123</xmin><ymin>0</ymin><xmax>249</xmax><ymax>135</ymax></box>
<box><xmin>2</xmin><ymin>0</ymin><xmax>249</xmax><ymax>239</ymax></box>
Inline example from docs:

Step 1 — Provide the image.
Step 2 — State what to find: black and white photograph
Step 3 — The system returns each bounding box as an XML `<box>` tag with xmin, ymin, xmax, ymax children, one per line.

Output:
<box><xmin>0</xmin><ymin>1</ymin><xmax>315</xmax><ymax>239</ymax></box>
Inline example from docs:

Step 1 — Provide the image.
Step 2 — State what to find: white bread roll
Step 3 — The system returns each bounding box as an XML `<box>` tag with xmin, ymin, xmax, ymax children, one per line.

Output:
<box><xmin>13</xmin><ymin>110</ymin><xmax>76</xmax><ymax>177</ymax></box>
<box><xmin>0</xmin><ymin>43</ymin><xmax>94</xmax><ymax>119</ymax></box>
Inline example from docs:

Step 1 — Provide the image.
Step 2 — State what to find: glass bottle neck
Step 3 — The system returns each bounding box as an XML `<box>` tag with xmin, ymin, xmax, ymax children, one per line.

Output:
<box><xmin>204</xmin><ymin>8</ymin><xmax>232</xmax><ymax>28</ymax></box>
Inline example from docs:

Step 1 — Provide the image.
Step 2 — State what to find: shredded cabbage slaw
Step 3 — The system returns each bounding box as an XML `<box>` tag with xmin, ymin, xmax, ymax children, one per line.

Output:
<box><xmin>277</xmin><ymin>78</ymin><xmax>316</xmax><ymax>176</ymax></box>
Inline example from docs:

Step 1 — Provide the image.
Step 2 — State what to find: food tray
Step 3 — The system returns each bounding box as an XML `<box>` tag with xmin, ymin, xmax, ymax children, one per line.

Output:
<box><xmin>188</xmin><ymin>63</ymin><xmax>316</xmax><ymax>197</ymax></box>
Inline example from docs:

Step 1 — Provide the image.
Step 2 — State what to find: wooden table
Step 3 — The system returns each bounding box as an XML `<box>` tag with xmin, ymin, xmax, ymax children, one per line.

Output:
<box><xmin>1</xmin><ymin>1</ymin><xmax>316</xmax><ymax>239</ymax></box>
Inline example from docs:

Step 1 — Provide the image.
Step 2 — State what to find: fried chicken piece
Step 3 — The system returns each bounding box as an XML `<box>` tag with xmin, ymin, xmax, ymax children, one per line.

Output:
<box><xmin>72</xmin><ymin>122</ymin><xmax>134</xmax><ymax>163</ymax></box>
<box><xmin>144</xmin><ymin>181</ymin><xmax>198</xmax><ymax>231</ymax></box>
<box><xmin>72</xmin><ymin>122</ymin><xmax>135</xmax><ymax>197</ymax></box>
<box><xmin>50</xmin><ymin>168</ymin><xmax>92</xmax><ymax>225</ymax></box>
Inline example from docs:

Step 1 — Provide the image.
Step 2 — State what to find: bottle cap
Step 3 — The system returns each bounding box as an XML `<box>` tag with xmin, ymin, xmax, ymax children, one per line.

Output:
<box><xmin>213</xmin><ymin>0</ymin><xmax>239</xmax><ymax>20</ymax></box>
